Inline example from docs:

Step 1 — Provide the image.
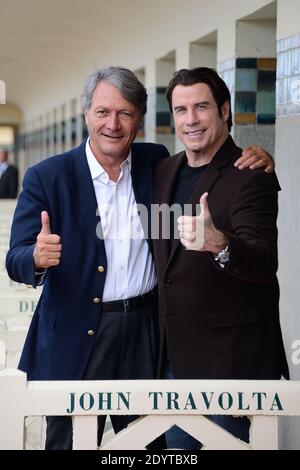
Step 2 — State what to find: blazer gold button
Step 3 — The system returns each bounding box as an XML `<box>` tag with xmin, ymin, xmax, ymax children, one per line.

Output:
<box><xmin>97</xmin><ymin>266</ymin><xmax>105</xmax><ymax>273</ymax></box>
<box><xmin>93</xmin><ymin>297</ymin><xmax>101</xmax><ymax>304</ymax></box>
<box><xmin>87</xmin><ymin>330</ymin><xmax>95</xmax><ymax>336</ymax></box>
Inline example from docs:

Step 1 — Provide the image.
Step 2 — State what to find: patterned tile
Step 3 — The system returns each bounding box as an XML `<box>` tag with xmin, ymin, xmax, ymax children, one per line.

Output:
<box><xmin>235</xmin><ymin>92</ymin><xmax>256</xmax><ymax>113</ymax></box>
<box><xmin>258</xmin><ymin>58</ymin><xmax>277</xmax><ymax>70</ymax></box>
<box><xmin>257</xmin><ymin>113</ymin><xmax>275</xmax><ymax>124</ymax></box>
<box><xmin>258</xmin><ymin>71</ymin><xmax>276</xmax><ymax>91</ymax></box>
<box><xmin>235</xmin><ymin>112</ymin><xmax>256</xmax><ymax>124</ymax></box>
<box><xmin>236</xmin><ymin>58</ymin><xmax>257</xmax><ymax>68</ymax></box>
<box><xmin>257</xmin><ymin>91</ymin><xmax>275</xmax><ymax>114</ymax></box>
<box><xmin>236</xmin><ymin>69</ymin><xmax>257</xmax><ymax>92</ymax></box>
<box><xmin>156</xmin><ymin>112</ymin><xmax>171</xmax><ymax>127</ymax></box>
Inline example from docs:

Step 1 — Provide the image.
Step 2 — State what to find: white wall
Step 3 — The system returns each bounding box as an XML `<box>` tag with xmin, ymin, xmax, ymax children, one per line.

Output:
<box><xmin>1</xmin><ymin>0</ymin><xmax>276</xmax><ymax>120</ymax></box>
<box><xmin>236</xmin><ymin>20</ymin><xmax>277</xmax><ymax>57</ymax></box>
<box><xmin>0</xmin><ymin>104</ymin><xmax>22</xmax><ymax>125</ymax></box>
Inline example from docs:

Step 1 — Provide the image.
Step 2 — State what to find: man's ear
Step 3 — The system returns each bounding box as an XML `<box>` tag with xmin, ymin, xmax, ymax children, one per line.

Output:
<box><xmin>222</xmin><ymin>100</ymin><xmax>230</xmax><ymax>122</ymax></box>
<box><xmin>83</xmin><ymin>109</ymin><xmax>88</xmax><ymax>126</ymax></box>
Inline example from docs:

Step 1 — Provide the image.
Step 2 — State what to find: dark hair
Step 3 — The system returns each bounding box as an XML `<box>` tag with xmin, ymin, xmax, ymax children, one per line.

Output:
<box><xmin>82</xmin><ymin>67</ymin><xmax>147</xmax><ymax>117</ymax></box>
<box><xmin>166</xmin><ymin>67</ymin><xmax>233</xmax><ymax>132</ymax></box>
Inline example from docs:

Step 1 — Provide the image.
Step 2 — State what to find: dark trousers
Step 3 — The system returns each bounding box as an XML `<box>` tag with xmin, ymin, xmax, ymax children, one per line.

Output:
<box><xmin>46</xmin><ymin>300</ymin><xmax>160</xmax><ymax>450</ymax></box>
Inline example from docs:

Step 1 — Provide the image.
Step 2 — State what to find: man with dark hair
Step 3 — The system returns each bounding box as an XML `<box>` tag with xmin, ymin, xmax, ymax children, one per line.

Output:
<box><xmin>0</xmin><ymin>149</ymin><xmax>18</xmax><ymax>198</ymax></box>
<box><xmin>153</xmin><ymin>67</ymin><xmax>288</xmax><ymax>449</ymax></box>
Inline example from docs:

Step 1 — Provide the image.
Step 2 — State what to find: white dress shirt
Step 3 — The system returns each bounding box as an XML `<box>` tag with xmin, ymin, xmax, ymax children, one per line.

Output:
<box><xmin>86</xmin><ymin>139</ymin><xmax>157</xmax><ymax>302</ymax></box>
<box><xmin>0</xmin><ymin>161</ymin><xmax>9</xmax><ymax>178</ymax></box>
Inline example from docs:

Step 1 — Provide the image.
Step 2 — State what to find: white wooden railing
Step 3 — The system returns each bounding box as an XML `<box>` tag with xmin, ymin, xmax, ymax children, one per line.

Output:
<box><xmin>0</xmin><ymin>368</ymin><xmax>300</xmax><ymax>450</ymax></box>
<box><xmin>1</xmin><ymin>202</ymin><xmax>300</xmax><ymax>451</ymax></box>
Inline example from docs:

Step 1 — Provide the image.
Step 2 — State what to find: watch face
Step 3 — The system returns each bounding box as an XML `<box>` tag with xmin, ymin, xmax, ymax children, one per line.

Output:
<box><xmin>220</xmin><ymin>252</ymin><xmax>230</xmax><ymax>263</ymax></box>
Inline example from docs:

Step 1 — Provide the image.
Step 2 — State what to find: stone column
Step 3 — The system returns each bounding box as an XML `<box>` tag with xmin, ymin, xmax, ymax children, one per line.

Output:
<box><xmin>145</xmin><ymin>62</ymin><xmax>156</xmax><ymax>144</ymax></box>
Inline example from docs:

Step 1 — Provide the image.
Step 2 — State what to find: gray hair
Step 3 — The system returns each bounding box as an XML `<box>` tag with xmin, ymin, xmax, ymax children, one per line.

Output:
<box><xmin>82</xmin><ymin>66</ymin><xmax>147</xmax><ymax>117</ymax></box>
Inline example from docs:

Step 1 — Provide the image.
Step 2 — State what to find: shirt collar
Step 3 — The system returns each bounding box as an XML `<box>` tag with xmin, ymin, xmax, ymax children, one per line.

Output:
<box><xmin>85</xmin><ymin>138</ymin><xmax>132</xmax><ymax>182</ymax></box>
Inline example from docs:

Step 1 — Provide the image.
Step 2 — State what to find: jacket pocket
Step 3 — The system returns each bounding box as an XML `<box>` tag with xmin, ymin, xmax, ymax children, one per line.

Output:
<box><xmin>208</xmin><ymin>309</ymin><xmax>261</xmax><ymax>328</ymax></box>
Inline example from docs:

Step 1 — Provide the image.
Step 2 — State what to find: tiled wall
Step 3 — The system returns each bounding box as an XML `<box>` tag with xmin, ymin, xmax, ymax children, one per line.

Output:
<box><xmin>235</xmin><ymin>58</ymin><xmax>276</xmax><ymax>125</ymax></box>
<box><xmin>219</xmin><ymin>57</ymin><xmax>276</xmax><ymax>154</ymax></box>
<box><xmin>277</xmin><ymin>33</ymin><xmax>300</xmax><ymax>117</ymax></box>
<box><xmin>219</xmin><ymin>58</ymin><xmax>276</xmax><ymax>125</ymax></box>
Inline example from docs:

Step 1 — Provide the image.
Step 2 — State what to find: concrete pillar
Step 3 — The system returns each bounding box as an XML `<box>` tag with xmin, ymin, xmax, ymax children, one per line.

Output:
<box><xmin>176</xmin><ymin>43</ymin><xmax>189</xmax><ymax>70</ymax></box>
<box><xmin>155</xmin><ymin>53</ymin><xmax>176</xmax><ymax>154</ymax></box>
<box><xmin>217</xmin><ymin>21</ymin><xmax>237</xmax><ymax>140</ymax></box>
<box><xmin>76</xmin><ymin>96</ymin><xmax>83</xmax><ymax>147</ymax></box>
<box><xmin>133</xmin><ymin>68</ymin><xmax>146</xmax><ymax>143</ymax></box>
<box><xmin>145</xmin><ymin>62</ymin><xmax>156</xmax><ymax>144</ymax></box>
<box><xmin>174</xmin><ymin>44</ymin><xmax>190</xmax><ymax>154</ymax></box>
<box><xmin>189</xmin><ymin>32</ymin><xmax>217</xmax><ymax>69</ymax></box>
<box><xmin>65</xmin><ymin>100</ymin><xmax>72</xmax><ymax>151</ymax></box>
<box><xmin>18</xmin><ymin>123</ymin><xmax>26</xmax><ymax>184</ymax></box>
<box><xmin>41</xmin><ymin>114</ymin><xmax>47</xmax><ymax>159</ymax></box>
<box><xmin>55</xmin><ymin>106</ymin><xmax>63</xmax><ymax>155</ymax></box>
<box><xmin>48</xmin><ymin>110</ymin><xmax>55</xmax><ymax>157</ymax></box>
<box><xmin>32</xmin><ymin>117</ymin><xmax>40</xmax><ymax>166</ymax></box>
<box><xmin>275</xmin><ymin>0</ymin><xmax>300</xmax><ymax>450</ymax></box>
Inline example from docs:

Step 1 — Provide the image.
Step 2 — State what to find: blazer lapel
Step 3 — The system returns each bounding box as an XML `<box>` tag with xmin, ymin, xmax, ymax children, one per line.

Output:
<box><xmin>69</xmin><ymin>142</ymin><xmax>106</xmax><ymax>252</ymax></box>
<box><xmin>156</xmin><ymin>152</ymin><xmax>186</xmax><ymax>267</ymax></box>
<box><xmin>131</xmin><ymin>145</ymin><xmax>156</xmax><ymax>243</ymax></box>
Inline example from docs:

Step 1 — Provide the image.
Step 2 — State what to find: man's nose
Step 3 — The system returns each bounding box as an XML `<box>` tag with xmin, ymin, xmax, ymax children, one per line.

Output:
<box><xmin>106</xmin><ymin>113</ymin><xmax>120</xmax><ymax>130</ymax></box>
<box><xmin>186</xmin><ymin>108</ymin><xmax>199</xmax><ymax>126</ymax></box>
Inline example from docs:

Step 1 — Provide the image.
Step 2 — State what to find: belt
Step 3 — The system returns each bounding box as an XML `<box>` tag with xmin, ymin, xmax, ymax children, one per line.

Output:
<box><xmin>101</xmin><ymin>288</ymin><xmax>157</xmax><ymax>313</ymax></box>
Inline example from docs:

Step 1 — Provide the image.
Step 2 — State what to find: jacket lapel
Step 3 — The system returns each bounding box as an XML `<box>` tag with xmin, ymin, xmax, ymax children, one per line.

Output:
<box><xmin>156</xmin><ymin>152</ymin><xmax>186</xmax><ymax>267</ymax></box>
<box><xmin>131</xmin><ymin>145</ymin><xmax>155</xmax><ymax>243</ymax></box>
<box><xmin>69</xmin><ymin>141</ymin><xmax>106</xmax><ymax>252</ymax></box>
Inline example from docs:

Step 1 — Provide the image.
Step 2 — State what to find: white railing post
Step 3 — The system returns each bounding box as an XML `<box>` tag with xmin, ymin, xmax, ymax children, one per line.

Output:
<box><xmin>72</xmin><ymin>416</ymin><xmax>98</xmax><ymax>450</ymax></box>
<box><xmin>0</xmin><ymin>320</ymin><xmax>6</xmax><ymax>370</ymax></box>
<box><xmin>250</xmin><ymin>415</ymin><xmax>278</xmax><ymax>449</ymax></box>
<box><xmin>0</xmin><ymin>371</ymin><xmax>299</xmax><ymax>450</ymax></box>
<box><xmin>0</xmin><ymin>369</ymin><xmax>27</xmax><ymax>449</ymax></box>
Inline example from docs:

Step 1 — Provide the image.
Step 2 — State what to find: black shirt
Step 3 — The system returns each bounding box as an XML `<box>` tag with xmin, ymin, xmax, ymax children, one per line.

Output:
<box><xmin>169</xmin><ymin>159</ymin><xmax>208</xmax><ymax>253</ymax></box>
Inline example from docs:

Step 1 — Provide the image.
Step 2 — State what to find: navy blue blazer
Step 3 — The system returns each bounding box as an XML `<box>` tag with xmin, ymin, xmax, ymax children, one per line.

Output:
<box><xmin>6</xmin><ymin>140</ymin><xmax>169</xmax><ymax>380</ymax></box>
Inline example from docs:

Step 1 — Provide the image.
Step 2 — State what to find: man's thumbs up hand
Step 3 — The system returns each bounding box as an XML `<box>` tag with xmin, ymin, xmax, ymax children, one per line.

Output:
<box><xmin>33</xmin><ymin>211</ymin><xmax>62</xmax><ymax>270</ymax></box>
<box><xmin>40</xmin><ymin>210</ymin><xmax>51</xmax><ymax>235</ymax></box>
<box><xmin>178</xmin><ymin>192</ymin><xmax>228</xmax><ymax>253</ymax></box>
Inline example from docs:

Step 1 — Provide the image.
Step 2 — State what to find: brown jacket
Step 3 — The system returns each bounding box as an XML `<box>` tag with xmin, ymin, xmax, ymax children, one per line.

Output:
<box><xmin>153</xmin><ymin>136</ymin><xmax>289</xmax><ymax>380</ymax></box>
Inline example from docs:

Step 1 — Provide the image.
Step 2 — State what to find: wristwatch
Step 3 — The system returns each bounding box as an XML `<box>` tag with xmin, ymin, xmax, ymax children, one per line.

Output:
<box><xmin>214</xmin><ymin>245</ymin><xmax>230</xmax><ymax>265</ymax></box>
